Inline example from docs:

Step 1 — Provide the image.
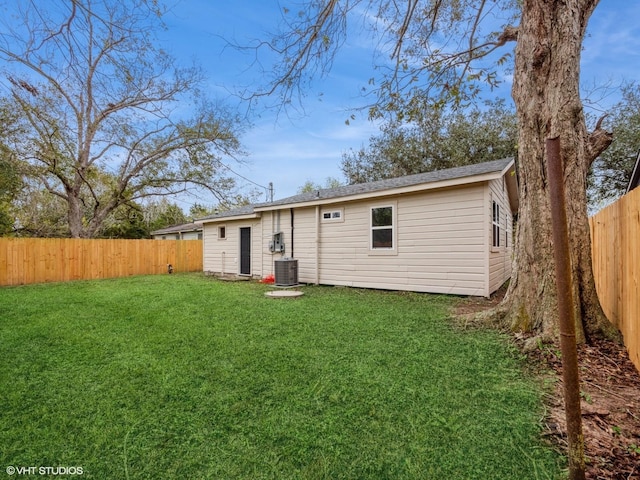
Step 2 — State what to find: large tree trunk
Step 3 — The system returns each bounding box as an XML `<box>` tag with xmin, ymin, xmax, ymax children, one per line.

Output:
<box><xmin>502</xmin><ymin>0</ymin><xmax>618</xmax><ymax>343</ymax></box>
<box><xmin>68</xmin><ymin>194</ymin><xmax>85</xmax><ymax>239</ymax></box>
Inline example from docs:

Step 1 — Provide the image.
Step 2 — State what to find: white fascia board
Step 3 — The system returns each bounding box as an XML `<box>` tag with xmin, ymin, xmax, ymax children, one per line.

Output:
<box><xmin>200</xmin><ymin>213</ymin><xmax>261</xmax><ymax>224</ymax></box>
<box><xmin>500</xmin><ymin>160</ymin><xmax>519</xmax><ymax>213</ymax></box>
<box><xmin>255</xmin><ymin>170</ymin><xmax>505</xmax><ymax>212</ymax></box>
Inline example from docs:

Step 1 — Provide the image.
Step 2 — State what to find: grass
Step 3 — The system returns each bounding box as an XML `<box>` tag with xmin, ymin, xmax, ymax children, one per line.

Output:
<box><xmin>0</xmin><ymin>274</ymin><xmax>564</xmax><ymax>479</ymax></box>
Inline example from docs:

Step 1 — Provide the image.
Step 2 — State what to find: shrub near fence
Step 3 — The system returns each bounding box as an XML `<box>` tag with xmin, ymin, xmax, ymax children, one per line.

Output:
<box><xmin>590</xmin><ymin>186</ymin><xmax>640</xmax><ymax>373</ymax></box>
<box><xmin>0</xmin><ymin>238</ymin><xmax>203</xmax><ymax>286</ymax></box>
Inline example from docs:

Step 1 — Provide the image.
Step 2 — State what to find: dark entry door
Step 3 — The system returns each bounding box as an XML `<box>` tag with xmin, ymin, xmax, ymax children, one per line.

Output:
<box><xmin>239</xmin><ymin>227</ymin><xmax>251</xmax><ymax>275</ymax></box>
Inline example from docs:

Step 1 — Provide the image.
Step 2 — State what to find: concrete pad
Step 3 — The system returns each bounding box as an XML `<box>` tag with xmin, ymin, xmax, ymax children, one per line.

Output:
<box><xmin>264</xmin><ymin>290</ymin><xmax>304</xmax><ymax>298</ymax></box>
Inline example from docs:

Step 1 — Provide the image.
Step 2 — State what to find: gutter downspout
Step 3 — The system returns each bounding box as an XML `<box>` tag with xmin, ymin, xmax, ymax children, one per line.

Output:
<box><xmin>315</xmin><ymin>205</ymin><xmax>320</xmax><ymax>285</ymax></box>
<box><xmin>290</xmin><ymin>208</ymin><xmax>294</xmax><ymax>258</ymax></box>
<box><xmin>271</xmin><ymin>210</ymin><xmax>275</xmax><ymax>274</ymax></box>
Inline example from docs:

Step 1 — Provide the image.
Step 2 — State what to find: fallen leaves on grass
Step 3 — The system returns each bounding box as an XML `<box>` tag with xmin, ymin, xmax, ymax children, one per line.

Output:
<box><xmin>454</xmin><ymin>289</ymin><xmax>640</xmax><ymax>479</ymax></box>
<box><xmin>534</xmin><ymin>337</ymin><xmax>640</xmax><ymax>480</ymax></box>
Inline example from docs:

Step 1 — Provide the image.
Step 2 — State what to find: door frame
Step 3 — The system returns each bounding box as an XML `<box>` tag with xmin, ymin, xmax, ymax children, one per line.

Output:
<box><xmin>239</xmin><ymin>226</ymin><xmax>251</xmax><ymax>276</ymax></box>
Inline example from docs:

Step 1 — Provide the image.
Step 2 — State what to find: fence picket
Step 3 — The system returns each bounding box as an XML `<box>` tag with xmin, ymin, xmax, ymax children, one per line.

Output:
<box><xmin>0</xmin><ymin>239</ymin><xmax>203</xmax><ymax>287</ymax></box>
<box><xmin>590</xmin><ymin>187</ymin><xmax>640</xmax><ymax>373</ymax></box>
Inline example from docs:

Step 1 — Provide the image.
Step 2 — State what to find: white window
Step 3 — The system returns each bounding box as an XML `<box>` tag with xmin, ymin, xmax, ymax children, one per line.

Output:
<box><xmin>218</xmin><ymin>226</ymin><xmax>226</xmax><ymax>240</ymax></box>
<box><xmin>321</xmin><ymin>209</ymin><xmax>344</xmax><ymax>223</ymax></box>
<box><xmin>370</xmin><ymin>203</ymin><xmax>396</xmax><ymax>254</ymax></box>
<box><xmin>492</xmin><ymin>201</ymin><xmax>501</xmax><ymax>248</ymax></box>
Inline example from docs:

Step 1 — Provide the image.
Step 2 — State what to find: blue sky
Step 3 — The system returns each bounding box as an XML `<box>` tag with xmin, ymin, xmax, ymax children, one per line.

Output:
<box><xmin>159</xmin><ymin>1</ymin><xmax>640</xmax><ymax>209</ymax></box>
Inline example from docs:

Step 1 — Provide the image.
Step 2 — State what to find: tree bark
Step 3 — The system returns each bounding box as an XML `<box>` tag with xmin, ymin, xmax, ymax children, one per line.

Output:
<box><xmin>503</xmin><ymin>0</ymin><xmax>618</xmax><ymax>343</ymax></box>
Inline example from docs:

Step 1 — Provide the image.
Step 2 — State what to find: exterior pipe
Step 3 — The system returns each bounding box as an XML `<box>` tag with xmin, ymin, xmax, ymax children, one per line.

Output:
<box><xmin>546</xmin><ymin>136</ymin><xmax>586</xmax><ymax>480</ymax></box>
<box><xmin>290</xmin><ymin>208</ymin><xmax>294</xmax><ymax>258</ymax></box>
<box><xmin>315</xmin><ymin>205</ymin><xmax>320</xmax><ymax>284</ymax></box>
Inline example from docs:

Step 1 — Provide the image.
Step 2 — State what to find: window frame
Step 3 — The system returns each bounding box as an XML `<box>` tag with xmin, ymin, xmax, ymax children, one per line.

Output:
<box><xmin>492</xmin><ymin>200</ymin><xmax>501</xmax><ymax>249</ymax></box>
<box><xmin>369</xmin><ymin>201</ymin><xmax>397</xmax><ymax>255</ymax></box>
<box><xmin>218</xmin><ymin>225</ymin><xmax>227</xmax><ymax>240</ymax></box>
<box><xmin>321</xmin><ymin>208</ymin><xmax>344</xmax><ymax>223</ymax></box>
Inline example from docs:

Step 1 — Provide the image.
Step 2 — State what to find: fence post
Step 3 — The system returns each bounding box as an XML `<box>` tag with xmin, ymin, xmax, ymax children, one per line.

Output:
<box><xmin>546</xmin><ymin>136</ymin><xmax>585</xmax><ymax>480</ymax></box>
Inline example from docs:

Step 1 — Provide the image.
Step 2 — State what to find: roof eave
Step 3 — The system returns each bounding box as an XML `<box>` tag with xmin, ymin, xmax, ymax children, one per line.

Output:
<box><xmin>501</xmin><ymin>160</ymin><xmax>519</xmax><ymax>213</ymax></box>
<box><xmin>200</xmin><ymin>212</ymin><xmax>261</xmax><ymax>224</ymax></box>
<box><xmin>150</xmin><ymin>222</ymin><xmax>204</xmax><ymax>235</ymax></box>
<box><xmin>151</xmin><ymin>229</ymin><xmax>201</xmax><ymax>235</ymax></box>
<box><xmin>255</xmin><ymin>167</ymin><xmax>513</xmax><ymax>212</ymax></box>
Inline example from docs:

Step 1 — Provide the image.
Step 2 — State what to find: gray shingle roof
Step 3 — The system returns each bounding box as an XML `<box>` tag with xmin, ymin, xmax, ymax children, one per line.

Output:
<box><xmin>199</xmin><ymin>158</ymin><xmax>515</xmax><ymax>222</ymax></box>
<box><xmin>261</xmin><ymin>157</ymin><xmax>514</xmax><ymax>208</ymax></box>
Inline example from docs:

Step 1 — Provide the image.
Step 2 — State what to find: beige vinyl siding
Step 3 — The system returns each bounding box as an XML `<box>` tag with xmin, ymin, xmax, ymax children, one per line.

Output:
<box><xmin>203</xmin><ymin>220</ymin><xmax>262</xmax><ymax>277</ymax></box>
<box><xmin>203</xmin><ymin>222</ymin><xmax>228</xmax><ymax>274</ymax></box>
<box><xmin>290</xmin><ymin>207</ymin><xmax>318</xmax><ymax>282</ymax></box>
<box><xmin>260</xmin><ymin>210</ymin><xmax>279</xmax><ymax>275</ymax></box>
<box><xmin>260</xmin><ymin>210</ymin><xmax>288</xmax><ymax>276</ymax></box>
<box><xmin>250</xmin><ymin>221</ymin><xmax>264</xmax><ymax>278</ymax></box>
<box><xmin>259</xmin><ymin>208</ymin><xmax>317</xmax><ymax>281</ymax></box>
<box><xmin>201</xmin><ymin>165</ymin><xmax>515</xmax><ymax>295</ymax></box>
<box><xmin>181</xmin><ymin>231</ymin><xmax>202</xmax><ymax>240</ymax></box>
<box><xmin>316</xmin><ymin>185</ymin><xmax>487</xmax><ymax>295</ymax></box>
<box><xmin>488</xmin><ymin>178</ymin><xmax>513</xmax><ymax>293</ymax></box>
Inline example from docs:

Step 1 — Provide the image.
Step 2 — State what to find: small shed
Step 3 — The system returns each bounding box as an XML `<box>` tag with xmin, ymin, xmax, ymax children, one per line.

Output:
<box><xmin>199</xmin><ymin>158</ymin><xmax>518</xmax><ymax>297</ymax></box>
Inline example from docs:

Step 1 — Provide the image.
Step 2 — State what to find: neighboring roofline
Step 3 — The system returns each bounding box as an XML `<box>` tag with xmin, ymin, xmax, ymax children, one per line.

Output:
<box><xmin>150</xmin><ymin>221</ymin><xmax>203</xmax><ymax>236</ymax></box>
<box><xmin>198</xmin><ymin>204</ymin><xmax>261</xmax><ymax>224</ymax></box>
<box><xmin>626</xmin><ymin>150</ymin><xmax>640</xmax><ymax>193</ymax></box>
<box><xmin>200</xmin><ymin>212</ymin><xmax>261</xmax><ymax>224</ymax></box>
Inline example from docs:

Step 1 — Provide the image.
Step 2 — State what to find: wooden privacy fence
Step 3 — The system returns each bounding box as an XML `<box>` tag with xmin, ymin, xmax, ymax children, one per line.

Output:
<box><xmin>0</xmin><ymin>238</ymin><xmax>203</xmax><ymax>286</ymax></box>
<box><xmin>590</xmin><ymin>186</ymin><xmax>640</xmax><ymax>373</ymax></box>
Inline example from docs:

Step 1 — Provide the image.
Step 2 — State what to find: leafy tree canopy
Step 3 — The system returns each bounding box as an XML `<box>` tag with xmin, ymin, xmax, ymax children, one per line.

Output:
<box><xmin>12</xmin><ymin>189</ymin><xmax>70</xmax><ymax>238</ymax></box>
<box><xmin>589</xmin><ymin>82</ymin><xmax>640</xmax><ymax>207</ymax></box>
<box><xmin>0</xmin><ymin>153</ymin><xmax>20</xmax><ymax>235</ymax></box>
<box><xmin>341</xmin><ymin>99</ymin><xmax>517</xmax><ymax>183</ymax></box>
<box><xmin>297</xmin><ymin>177</ymin><xmax>343</xmax><ymax>194</ymax></box>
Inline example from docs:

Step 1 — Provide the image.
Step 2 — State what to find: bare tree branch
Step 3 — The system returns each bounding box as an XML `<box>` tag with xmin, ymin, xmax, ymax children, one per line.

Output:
<box><xmin>587</xmin><ymin>114</ymin><xmax>613</xmax><ymax>166</ymax></box>
<box><xmin>0</xmin><ymin>0</ymin><xmax>244</xmax><ymax>237</ymax></box>
<box><xmin>248</xmin><ymin>0</ymin><xmax>521</xmax><ymax>114</ymax></box>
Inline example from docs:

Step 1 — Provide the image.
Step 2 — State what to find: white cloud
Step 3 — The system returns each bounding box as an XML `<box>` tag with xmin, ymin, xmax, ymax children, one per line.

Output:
<box><xmin>582</xmin><ymin>3</ymin><xmax>640</xmax><ymax>84</ymax></box>
<box><xmin>163</xmin><ymin>0</ymin><xmax>640</xmax><ymax>211</ymax></box>
<box><xmin>233</xmin><ymin>111</ymin><xmax>380</xmax><ymax>199</ymax></box>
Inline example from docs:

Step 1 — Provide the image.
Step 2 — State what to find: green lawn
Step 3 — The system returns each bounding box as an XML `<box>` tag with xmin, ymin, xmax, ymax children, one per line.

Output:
<box><xmin>0</xmin><ymin>274</ymin><xmax>563</xmax><ymax>479</ymax></box>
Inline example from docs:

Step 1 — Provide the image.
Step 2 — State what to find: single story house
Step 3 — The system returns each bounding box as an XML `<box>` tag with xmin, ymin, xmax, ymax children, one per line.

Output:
<box><xmin>151</xmin><ymin>221</ymin><xmax>203</xmax><ymax>240</ymax></box>
<box><xmin>199</xmin><ymin>158</ymin><xmax>518</xmax><ymax>297</ymax></box>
